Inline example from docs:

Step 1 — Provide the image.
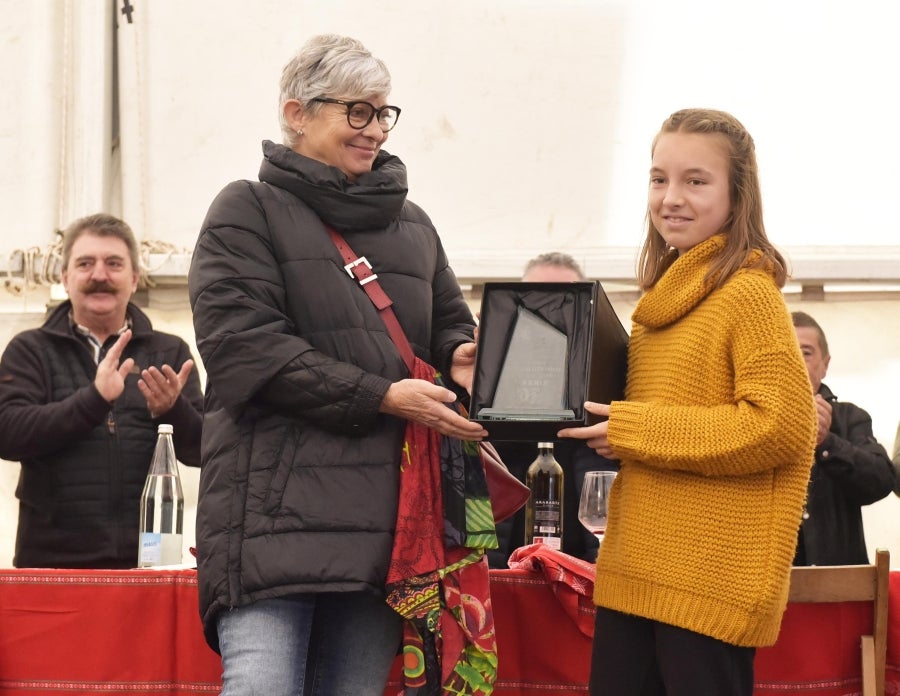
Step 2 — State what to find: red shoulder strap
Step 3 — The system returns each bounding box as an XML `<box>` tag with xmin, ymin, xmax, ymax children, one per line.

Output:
<box><xmin>325</xmin><ymin>225</ymin><xmax>415</xmax><ymax>374</ymax></box>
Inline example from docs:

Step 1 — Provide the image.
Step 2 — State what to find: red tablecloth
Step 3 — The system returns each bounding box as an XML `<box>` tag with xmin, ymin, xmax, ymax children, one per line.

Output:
<box><xmin>0</xmin><ymin>569</ymin><xmax>220</xmax><ymax>693</ymax></box>
<box><xmin>1</xmin><ymin>565</ymin><xmax>898</xmax><ymax>695</ymax></box>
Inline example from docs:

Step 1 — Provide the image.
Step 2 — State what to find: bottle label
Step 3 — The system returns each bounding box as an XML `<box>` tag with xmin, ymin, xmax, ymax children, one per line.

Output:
<box><xmin>138</xmin><ymin>533</ymin><xmax>162</xmax><ymax>566</ymax></box>
<box><xmin>531</xmin><ymin>500</ymin><xmax>562</xmax><ymax>548</ymax></box>
<box><xmin>138</xmin><ymin>532</ymin><xmax>183</xmax><ymax>567</ymax></box>
<box><xmin>533</xmin><ymin>535</ymin><xmax>562</xmax><ymax>550</ymax></box>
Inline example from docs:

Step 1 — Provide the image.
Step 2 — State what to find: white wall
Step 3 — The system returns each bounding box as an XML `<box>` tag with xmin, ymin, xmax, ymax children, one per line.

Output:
<box><xmin>3</xmin><ymin>0</ymin><xmax>900</xmax><ymax>268</ymax></box>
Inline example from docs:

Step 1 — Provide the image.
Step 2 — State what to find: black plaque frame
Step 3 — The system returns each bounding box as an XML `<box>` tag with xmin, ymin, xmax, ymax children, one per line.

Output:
<box><xmin>470</xmin><ymin>281</ymin><xmax>628</xmax><ymax>441</ymax></box>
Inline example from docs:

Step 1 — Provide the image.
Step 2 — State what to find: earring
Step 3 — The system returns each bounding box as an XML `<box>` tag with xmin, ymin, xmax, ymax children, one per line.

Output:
<box><xmin>296</xmin><ymin>128</ymin><xmax>304</xmax><ymax>136</ymax></box>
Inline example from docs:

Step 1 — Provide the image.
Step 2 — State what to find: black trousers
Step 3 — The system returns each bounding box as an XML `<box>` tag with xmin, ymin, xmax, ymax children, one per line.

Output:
<box><xmin>590</xmin><ymin>607</ymin><xmax>756</xmax><ymax>696</ymax></box>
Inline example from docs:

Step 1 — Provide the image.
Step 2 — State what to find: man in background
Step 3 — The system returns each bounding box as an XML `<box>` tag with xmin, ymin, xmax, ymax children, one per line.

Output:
<box><xmin>791</xmin><ymin>311</ymin><xmax>894</xmax><ymax>565</ymax></box>
<box><xmin>0</xmin><ymin>213</ymin><xmax>203</xmax><ymax>569</ymax></box>
<box><xmin>488</xmin><ymin>252</ymin><xmax>618</xmax><ymax>568</ymax></box>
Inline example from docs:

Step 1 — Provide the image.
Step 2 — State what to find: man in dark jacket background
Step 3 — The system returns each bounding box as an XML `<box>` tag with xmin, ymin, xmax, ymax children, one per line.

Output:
<box><xmin>0</xmin><ymin>213</ymin><xmax>202</xmax><ymax>568</ymax></box>
<box><xmin>791</xmin><ymin>311</ymin><xmax>894</xmax><ymax>565</ymax></box>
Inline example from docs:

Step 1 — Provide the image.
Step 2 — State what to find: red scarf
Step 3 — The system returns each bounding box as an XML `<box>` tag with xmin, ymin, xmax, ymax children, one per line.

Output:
<box><xmin>385</xmin><ymin>357</ymin><xmax>498</xmax><ymax>695</ymax></box>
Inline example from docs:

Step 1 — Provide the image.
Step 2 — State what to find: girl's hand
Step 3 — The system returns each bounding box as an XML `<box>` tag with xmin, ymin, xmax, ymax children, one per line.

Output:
<box><xmin>557</xmin><ymin>401</ymin><xmax>616</xmax><ymax>459</ymax></box>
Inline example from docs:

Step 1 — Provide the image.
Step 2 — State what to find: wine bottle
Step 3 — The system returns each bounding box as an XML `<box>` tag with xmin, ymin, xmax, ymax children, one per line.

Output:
<box><xmin>524</xmin><ymin>442</ymin><xmax>564</xmax><ymax>549</ymax></box>
<box><xmin>137</xmin><ymin>424</ymin><xmax>184</xmax><ymax>567</ymax></box>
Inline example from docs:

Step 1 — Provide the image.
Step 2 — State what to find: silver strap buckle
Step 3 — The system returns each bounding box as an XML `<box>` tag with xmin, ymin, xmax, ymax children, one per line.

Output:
<box><xmin>344</xmin><ymin>257</ymin><xmax>377</xmax><ymax>285</ymax></box>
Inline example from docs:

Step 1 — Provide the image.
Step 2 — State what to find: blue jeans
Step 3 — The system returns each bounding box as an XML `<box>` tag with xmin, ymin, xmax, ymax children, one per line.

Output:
<box><xmin>217</xmin><ymin>592</ymin><xmax>402</xmax><ymax>696</ymax></box>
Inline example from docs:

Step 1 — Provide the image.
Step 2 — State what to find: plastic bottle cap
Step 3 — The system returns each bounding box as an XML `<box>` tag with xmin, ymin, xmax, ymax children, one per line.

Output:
<box><xmin>157</xmin><ymin>424</ymin><xmax>174</xmax><ymax>434</ymax></box>
<box><xmin>537</xmin><ymin>442</ymin><xmax>554</xmax><ymax>448</ymax></box>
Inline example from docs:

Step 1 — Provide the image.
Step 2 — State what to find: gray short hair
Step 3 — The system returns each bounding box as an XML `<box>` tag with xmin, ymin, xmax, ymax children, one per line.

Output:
<box><xmin>522</xmin><ymin>252</ymin><xmax>585</xmax><ymax>280</ymax></box>
<box><xmin>278</xmin><ymin>34</ymin><xmax>392</xmax><ymax>146</ymax></box>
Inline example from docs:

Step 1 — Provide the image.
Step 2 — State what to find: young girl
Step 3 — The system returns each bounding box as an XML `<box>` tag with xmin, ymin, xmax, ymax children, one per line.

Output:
<box><xmin>559</xmin><ymin>108</ymin><xmax>817</xmax><ymax>695</ymax></box>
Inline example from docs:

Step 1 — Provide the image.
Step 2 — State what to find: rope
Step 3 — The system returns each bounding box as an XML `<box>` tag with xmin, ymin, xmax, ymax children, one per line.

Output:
<box><xmin>2</xmin><ymin>237</ymin><xmax>190</xmax><ymax>297</ymax></box>
<box><xmin>138</xmin><ymin>240</ymin><xmax>182</xmax><ymax>288</ymax></box>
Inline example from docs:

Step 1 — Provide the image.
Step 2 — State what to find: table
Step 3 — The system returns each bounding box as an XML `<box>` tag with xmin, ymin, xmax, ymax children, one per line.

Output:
<box><xmin>1</xmin><ymin>566</ymin><xmax>898</xmax><ymax>695</ymax></box>
<box><xmin>0</xmin><ymin>569</ymin><xmax>219</xmax><ymax>694</ymax></box>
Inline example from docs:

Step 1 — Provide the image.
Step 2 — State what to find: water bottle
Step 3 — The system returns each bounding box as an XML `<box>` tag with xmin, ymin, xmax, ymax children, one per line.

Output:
<box><xmin>524</xmin><ymin>442</ymin><xmax>564</xmax><ymax>549</ymax></box>
<box><xmin>137</xmin><ymin>424</ymin><xmax>184</xmax><ymax>567</ymax></box>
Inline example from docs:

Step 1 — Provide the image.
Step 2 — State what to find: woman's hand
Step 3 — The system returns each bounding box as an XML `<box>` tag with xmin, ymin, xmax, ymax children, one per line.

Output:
<box><xmin>557</xmin><ymin>401</ymin><xmax>617</xmax><ymax>459</ymax></box>
<box><xmin>449</xmin><ymin>341</ymin><xmax>477</xmax><ymax>395</ymax></box>
<box><xmin>381</xmin><ymin>378</ymin><xmax>488</xmax><ymax>440</ymax></box>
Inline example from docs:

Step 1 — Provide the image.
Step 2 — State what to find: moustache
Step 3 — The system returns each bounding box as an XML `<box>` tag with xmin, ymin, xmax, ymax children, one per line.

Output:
<box><xmin>83</xmin><ymin>281</ymin><xmax>118</xmax><ymax>294</ymax></box>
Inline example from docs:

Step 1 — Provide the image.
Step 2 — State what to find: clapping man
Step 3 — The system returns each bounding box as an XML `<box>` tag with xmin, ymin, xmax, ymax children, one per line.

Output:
<box><xmin>0</xmin><ymin>214</ymin><xmax>203</xmax><ymax>568</ymax></box>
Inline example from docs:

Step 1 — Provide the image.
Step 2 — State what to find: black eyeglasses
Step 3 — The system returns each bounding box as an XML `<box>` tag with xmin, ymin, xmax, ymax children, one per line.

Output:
<box><xmin>311</xmin><ymin>98</ymin><xmax>401</xmax><ymax>132</ymax></box>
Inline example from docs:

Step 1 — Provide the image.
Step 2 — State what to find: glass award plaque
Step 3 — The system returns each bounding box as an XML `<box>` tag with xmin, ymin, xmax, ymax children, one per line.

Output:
<box><xmin>478</xmin><ymin>305</ymin><xmax>575</xmax><ymax>421</ymax></box>
<box><xmin>470</xmin><ymin>281</ymin><xmax>628</xmax><ymax>440</ymax></box>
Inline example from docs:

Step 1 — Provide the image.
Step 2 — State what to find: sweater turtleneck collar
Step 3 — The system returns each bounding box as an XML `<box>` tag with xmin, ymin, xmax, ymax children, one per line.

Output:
<box><xmin>634</xmin><ymin>233</ymin><xmax>772</xmax><ymax>329</ymax></box>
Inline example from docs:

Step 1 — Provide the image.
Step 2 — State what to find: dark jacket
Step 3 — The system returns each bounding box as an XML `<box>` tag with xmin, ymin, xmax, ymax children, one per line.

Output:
<box><xmin>188</xmin><ymin>141</ymin><xmax>475</xmax><ymax>650</ymax></box>
<box><xmin>794</xmin><ymin>383</ymin><xmax>894</xmax><ymax>565</ymax></box>
<box><xmin>0</xmin><ymin>301</ymin><xmax>203</xmax><ymax>568</ymax></box>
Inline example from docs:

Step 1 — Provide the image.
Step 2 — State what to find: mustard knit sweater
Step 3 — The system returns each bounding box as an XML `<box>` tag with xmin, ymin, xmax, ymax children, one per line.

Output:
<box><xmin>598</xmin><ymin>233</ymin><xmax>816</xmax><ymax>648</ymax></box>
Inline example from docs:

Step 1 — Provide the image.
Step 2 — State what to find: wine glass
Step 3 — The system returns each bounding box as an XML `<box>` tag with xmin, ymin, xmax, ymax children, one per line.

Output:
<box><xmin>578</xmin><ymin>471</ymin><xmax>617</xmax><ymax>545</ymax></box>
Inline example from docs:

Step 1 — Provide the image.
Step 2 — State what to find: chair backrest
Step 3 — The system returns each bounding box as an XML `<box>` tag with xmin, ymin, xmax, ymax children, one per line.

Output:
<box><xmin>788</xmin><ymin>548</ymin><xmax>890</xmax><ymax>696</ymax></box>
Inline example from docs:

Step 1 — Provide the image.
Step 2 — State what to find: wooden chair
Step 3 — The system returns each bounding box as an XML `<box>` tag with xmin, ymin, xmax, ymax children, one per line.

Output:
<box><xmin>788</xmin><ymin>548</ymin><xmax>890</xmax><ymax>696</ymax></box>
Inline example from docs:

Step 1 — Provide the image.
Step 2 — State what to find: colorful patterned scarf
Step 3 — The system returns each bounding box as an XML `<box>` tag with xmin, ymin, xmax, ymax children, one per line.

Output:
<box><xmin>385</xmin><ymin>357</ymin><xmax>499</xmax><ymax>695</ymax></box>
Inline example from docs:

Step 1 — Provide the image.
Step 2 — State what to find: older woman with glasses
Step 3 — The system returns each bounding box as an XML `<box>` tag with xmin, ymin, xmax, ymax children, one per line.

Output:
<box><xmin>188</xmin><ymin>34</ymin><xmax>487</xmax><ymax>695</ymax></box>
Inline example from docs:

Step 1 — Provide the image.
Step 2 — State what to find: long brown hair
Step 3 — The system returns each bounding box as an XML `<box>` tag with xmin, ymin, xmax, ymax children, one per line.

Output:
<box><xmin>636</xmin><ymin>108</ymin><xmax>788</xmax><ymax>290</ymax></box>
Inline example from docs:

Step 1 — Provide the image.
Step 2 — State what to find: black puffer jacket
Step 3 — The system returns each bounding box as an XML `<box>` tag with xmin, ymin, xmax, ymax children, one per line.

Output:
<box><xmin>0</xmin><ymin>301</ymin><xmax>203</xmax><ymax>568</ymax></box>
<box><xmin>188</xmin><ymin>141</ymin><xmax>475</xmax><ymax>650</ymax></box>
<box><xmin>794</xmin><ymin>383</ymin><xmax>895</xmax><ymax>565</ymax></box>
